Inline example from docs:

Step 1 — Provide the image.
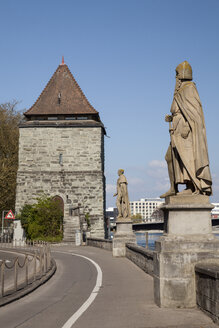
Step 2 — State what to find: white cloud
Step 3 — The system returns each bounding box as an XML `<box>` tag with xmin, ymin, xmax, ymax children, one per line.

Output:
<box><xmin>148</xmin><ymin>160</ymin><xmax>166</xmax><ymax>168</ymax></box>
<box><xmin>128</xmin><ymin>177</ymin><xmax>145</xmax><ymax>186</ymax></box>
<box><xmin>106</xmin><ymin>184</ymin><xmax>116</xmax><ymax>193</ymax></box>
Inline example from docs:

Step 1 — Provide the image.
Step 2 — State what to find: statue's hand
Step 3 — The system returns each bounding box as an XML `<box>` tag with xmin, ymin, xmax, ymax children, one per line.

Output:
<box><xmin>181</xmin><ymin>122</ymin><xmax>190</xmax><ymax>139</ymax></box>
<box><xmin>165</xmin><ymin>114</ymin><xmax>173</xmax><ymax>122</ymax></box>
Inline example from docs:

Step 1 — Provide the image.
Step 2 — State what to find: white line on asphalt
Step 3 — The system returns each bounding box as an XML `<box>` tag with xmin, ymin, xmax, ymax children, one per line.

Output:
<box><xmin>56</xmin><ymin>251</ymin><xmax>103</xmax><ymax>328</ymax></box>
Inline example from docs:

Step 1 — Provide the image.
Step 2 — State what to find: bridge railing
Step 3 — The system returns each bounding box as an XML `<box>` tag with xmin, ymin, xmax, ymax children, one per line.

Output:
<box><xmin>0</xmin><ymin>241</ymin><xmax>53</xmax><ymax>303</ymax></box>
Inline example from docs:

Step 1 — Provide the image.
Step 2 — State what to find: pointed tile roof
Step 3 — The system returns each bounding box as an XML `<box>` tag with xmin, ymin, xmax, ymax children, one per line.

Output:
<box><xmin>24</xmin><ymin>62</ymin><xmax>99</xmax><ymax>117</ymax></box>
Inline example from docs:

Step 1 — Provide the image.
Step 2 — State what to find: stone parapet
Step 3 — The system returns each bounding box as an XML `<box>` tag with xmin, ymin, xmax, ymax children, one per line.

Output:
<box><xmin>126</xmin><ymin>243</ymin><xmax>154</xmax><ymax>276</ymax></box>
<box><xmin>87</xmin><ymin>237</ymin><xmax>112</xmax><ymax>251</ymax></box>
<box><xmin>195</xmin><ymin>263</ymin><xmax>219</xmax><ymax>323</ymax></box>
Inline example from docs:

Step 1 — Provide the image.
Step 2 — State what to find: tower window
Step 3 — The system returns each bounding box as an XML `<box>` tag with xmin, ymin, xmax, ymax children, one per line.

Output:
<box><xmin>58</xmin><ymin>92</ymin><xmax>61</xmax><ymax>104</ymax></box>
<box><xmin>59</xmin><ymin>153</ymin><xmax>63</xmax><ymax>165</ymax></box>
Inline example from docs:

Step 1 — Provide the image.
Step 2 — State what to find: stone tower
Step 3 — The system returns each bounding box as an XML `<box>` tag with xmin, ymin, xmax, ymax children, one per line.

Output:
<box><xmin>15</xmin><ymin>59</ymin><xmax>105</xmax><ymax>240</ymax></box>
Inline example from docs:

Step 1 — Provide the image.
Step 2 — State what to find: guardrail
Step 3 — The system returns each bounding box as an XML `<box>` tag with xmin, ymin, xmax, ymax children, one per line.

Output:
<box><xmin>0</xmin><ymin>241</ymin><xmax>55</xmax><ymax>305</ymax></box>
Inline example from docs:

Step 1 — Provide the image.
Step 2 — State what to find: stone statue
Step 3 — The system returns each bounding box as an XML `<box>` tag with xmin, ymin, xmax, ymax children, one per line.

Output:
<box><xmin>161</xmin><ymin>61</ymin><xmax>212</xmax><ymax>198</ymax></box>
<box><xmin>113</xmin><ymin>169</ymin><xmax>131</xmax><ymax>220</ymax></box>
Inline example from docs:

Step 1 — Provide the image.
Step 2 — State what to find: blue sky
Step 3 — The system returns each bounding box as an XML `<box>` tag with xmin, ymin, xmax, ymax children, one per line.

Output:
<box><xmin>1</xmin><ymin>0</ymin><xmax>219</xmax><ymax>206</ymax></box>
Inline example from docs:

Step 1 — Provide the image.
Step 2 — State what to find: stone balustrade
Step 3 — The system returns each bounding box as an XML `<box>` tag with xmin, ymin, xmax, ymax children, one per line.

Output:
<box><xmin>195</xmin><ymin>263</ymin><xmax>219</xmax><ymax>324</ymax></box>
<box><xmin>126</xmin><ymin>243</ymin><xmax>154</xmax><ymax>276</ymax></box>
<box><xmin>87</xmin><ymin>237</ymin><xmax>112</xmax><ymax>251</ymax></box>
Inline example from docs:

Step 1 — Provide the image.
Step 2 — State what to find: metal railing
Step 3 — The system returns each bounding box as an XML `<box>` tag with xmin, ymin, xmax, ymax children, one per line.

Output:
<box><xmin>0</xmin><ymin>241</ymin><xmax>52</xmax><ymax>298</ymax></box>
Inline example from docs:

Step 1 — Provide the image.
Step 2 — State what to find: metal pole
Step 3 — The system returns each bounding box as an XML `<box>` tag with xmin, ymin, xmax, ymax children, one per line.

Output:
<box><xmin>34</xmin><ymin>251</ymin><xmax>37</xmax><ymax>281</ymax></box>
<box><xmin>145</xmin><ymin>232</ymin><xmax>149</xmax><ymax>249</ymax></box>
<box><xmin>25</xmin><ymin>256</ymin><xmax>28</xmax><ymax>286</ymax></box>
<box><xmin>40</xmin><ymin>249</ymin><xmax>43</xmax><ymax>277</ymax></box>
<box><xmin>1</xmin><ymin>211</ymin><xmax>4</xmax><ymax>238</ymax></box>
<box><xmin>14</xmin><ymin>258</ymin><xmax>18</xmax><ymax>291</ymax></box>
<box><xmin>1</xmin><ymin>261</ymin><xmax>5</xmax><ymax>297</ymax></box>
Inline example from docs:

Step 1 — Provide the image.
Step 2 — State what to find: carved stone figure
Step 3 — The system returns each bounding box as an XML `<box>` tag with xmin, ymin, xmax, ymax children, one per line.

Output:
<box><xmin>161</xmin><ymin>61</ymin><xmax>212</xmax><ymax>198</ymax></box>
<box><xmin>113</xmin><ymin>169</ymin><xmax>131</xmax><ymax>220</ymax></box>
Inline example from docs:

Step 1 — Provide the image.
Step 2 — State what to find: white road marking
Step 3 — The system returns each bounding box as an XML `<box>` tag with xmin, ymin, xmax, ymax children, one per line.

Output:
<box><xmin>56</xmin><ymin>251</ymin><xmax>103</xmax><ymax>328</ymax></box>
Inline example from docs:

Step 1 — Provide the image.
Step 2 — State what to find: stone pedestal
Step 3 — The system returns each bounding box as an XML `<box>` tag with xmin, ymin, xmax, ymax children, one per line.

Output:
<box><xmin>113</xmin><ymin>219</ymin><xmax>136</xmax><ymax>257</ymax></box>
<box><xmin>154</xmin><ymin>195</ymin><xmax>219</xmax><ymax>308</ymax></box>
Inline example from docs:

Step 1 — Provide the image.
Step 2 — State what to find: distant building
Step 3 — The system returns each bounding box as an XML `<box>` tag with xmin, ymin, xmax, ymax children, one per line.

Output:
<box><xmin>129</xmin><ymin>198</ymin><xmax>164</xmax><ymax>221</ymax></box>
<box><xmin>211</xmin><ymin>203</ymin><xmax>219</xmax><ymax>219</ymax></box>
<box><xmin>106</xmin><ymin>207</ymin><xmax>118</xmax><ymax>224</ymax></box>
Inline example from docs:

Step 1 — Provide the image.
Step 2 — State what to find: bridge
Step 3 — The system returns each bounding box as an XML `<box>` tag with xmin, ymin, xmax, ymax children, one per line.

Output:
<box><xmin>132</xmin><ymin>218</ymin><xmax>219</xmax><ymax>232</ymax></box>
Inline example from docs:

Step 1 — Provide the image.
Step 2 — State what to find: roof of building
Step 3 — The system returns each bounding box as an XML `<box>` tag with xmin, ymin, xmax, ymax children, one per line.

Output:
<box><xmin>24</xmin><ymin>59</ymin><xmax>99</xmax><ymax>117</ymax></box>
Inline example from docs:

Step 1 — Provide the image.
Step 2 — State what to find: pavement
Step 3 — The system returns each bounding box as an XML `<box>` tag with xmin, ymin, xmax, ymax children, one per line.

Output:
<box><xmin>0</xmin><ymin>244</ymin><xmax>218</xmax><ymax>328</ymax></box>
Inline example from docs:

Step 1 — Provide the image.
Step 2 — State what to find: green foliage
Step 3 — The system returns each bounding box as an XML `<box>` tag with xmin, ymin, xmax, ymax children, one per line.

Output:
<box><xmin>0</xmin><ymin>101</ymin><xmax>22</xmax><ymax>214</ymax></box>
<box><xmin>85</xmin><ymin>212</ymin><xmax>91</xmax><ymax>228</ymax></box>
<box><xmin>17</xmin><ymin>195</ymin><xmax>63</xmax><ymax>241</ymax></box>
<box><xmin>131</xmin><ymin>213</ymin><xmax>143</xmax><ymax>223</ymax></box>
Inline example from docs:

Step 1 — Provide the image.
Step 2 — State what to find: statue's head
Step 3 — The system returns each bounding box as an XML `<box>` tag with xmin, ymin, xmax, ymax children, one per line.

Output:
<box><xmin>175</xmin><ymin>61</ymin><xmax>192</xmax><ymax>80</ymax></box>
<box><xmin>118</xmin><ymin>169</ymin><xmax>124</xmax><ymax>176</ymax></box>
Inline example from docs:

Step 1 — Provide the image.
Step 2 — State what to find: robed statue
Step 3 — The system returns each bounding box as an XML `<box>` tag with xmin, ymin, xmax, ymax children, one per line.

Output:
<box><xmin>161</xmin><ymin>61</ymin><xmax>212</xmax><ymax>198</ymax></box>
<box><xmin>114</xmin><ymin>169</ymin><xmax>131</xmax><ymax>220</ymax></box>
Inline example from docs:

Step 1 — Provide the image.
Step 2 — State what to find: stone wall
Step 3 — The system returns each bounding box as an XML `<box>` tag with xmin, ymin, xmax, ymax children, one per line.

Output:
<box><xmin>16</xmin><ymin>124</ymin><xmax>105</xmax><ymax>240</ymax></box>
<box><xmin>87</xmin><ymin>237</ymin><xmax>112</xmax><ymax>251</ymax></box>
<box><xmin>196</xmin><ymin>263</ymin><xmax>219</xmax><ymax>323</ymax></box>
<box><xmin>126</xmin><ymin>243</ymin><xmax>154</xmax><ymax>276</ymax></box>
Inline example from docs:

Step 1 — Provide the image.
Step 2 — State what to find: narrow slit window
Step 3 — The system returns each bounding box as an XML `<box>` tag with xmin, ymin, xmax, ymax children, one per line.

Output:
<box><xmin>59</xmin><ymin>153</ymin><xmax>63</xmax><ymax>165</ymax></box>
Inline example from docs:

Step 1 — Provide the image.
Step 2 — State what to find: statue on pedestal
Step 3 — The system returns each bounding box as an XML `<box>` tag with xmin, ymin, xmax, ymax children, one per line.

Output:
<box><xmin>161</xmin><ymin>61</ymin><xmax>212</xmax><ymax>198</ymax></box>
<box><xmin>113</xmin><ymin>169</ymin><xmax>131</xmax><ymax>220</ymax></box>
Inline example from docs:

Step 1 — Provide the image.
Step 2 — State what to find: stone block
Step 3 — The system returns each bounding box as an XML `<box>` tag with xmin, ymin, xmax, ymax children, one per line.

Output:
<box><xmin>113</xmin><ymin>221</ymin><xmax>136</xmax><ymax>257</ymax></box>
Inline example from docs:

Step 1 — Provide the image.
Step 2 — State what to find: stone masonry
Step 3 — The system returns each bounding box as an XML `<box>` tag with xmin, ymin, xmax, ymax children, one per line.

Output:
<box><xmin>16</xmin><ymin>124</ymin><xmax>105</xmax><ymax>240</ymax></box>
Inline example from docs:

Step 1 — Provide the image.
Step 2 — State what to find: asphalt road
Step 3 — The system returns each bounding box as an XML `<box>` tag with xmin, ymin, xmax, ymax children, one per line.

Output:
<box><xmin>0</xmin><ymin>245</ymin><xmax>218</xmax><ymax>328</ymax></box>
<box><xmin>0</xmin><ymin>249</ymin><xmax>97</xmax><ymax>328</ymax></box>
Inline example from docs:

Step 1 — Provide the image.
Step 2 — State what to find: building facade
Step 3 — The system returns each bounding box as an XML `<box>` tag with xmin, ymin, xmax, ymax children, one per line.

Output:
<box><xmin>129</xmin><ymin>198</ymin><xmax>164</xmax><ymax>221</ymax></box>
<box><xmin>211</xmin><ymin>203</ymin><xmax>219</xmax><ymax>219</ymax></box>
<box><xmin>15</xmin><ymin>59</ymin><xmax>105</xmax><ymax>240</ymax></box>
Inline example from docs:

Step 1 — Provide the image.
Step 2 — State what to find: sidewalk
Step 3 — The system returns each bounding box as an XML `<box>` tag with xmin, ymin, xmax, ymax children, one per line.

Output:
<box><xmin>53</xmin><ymin>245</ymin><xmax>218</xmax><ymax>328</ymax></box>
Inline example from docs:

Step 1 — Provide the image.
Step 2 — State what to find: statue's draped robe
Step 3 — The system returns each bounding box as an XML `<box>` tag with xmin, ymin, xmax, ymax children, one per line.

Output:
<box><xmin>170</xmin><ymin>81</ymin><xmax>212</xmax><ymax>195</ymax></box>
<box><xmin>116</xmin><ymin>174</ymin><xmax>131</xmax><ymax>218</ymax></box>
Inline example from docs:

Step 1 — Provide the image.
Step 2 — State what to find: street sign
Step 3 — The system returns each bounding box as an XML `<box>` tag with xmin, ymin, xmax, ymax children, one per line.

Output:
<box><xmin>5</xmin><ymin>210</ymin><xmax>15</xmax><ymax>220</ymax></box>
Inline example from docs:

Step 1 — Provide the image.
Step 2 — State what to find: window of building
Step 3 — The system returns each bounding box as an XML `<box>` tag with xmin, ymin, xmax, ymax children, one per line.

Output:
<box><xmin>59</xmin><ymin>153</ymin><xmax>63</xmax><ymax>165</ymax></box>
<box><xmin>65</xmin><ymin>117</ymin><xmax>76</xmax><ymax>120</ymax></box>
<box><xmin>48</xmin><ymin>117</ymin><xmax>58</xmax><ymax>120</ymax></box>
<box><xmin>78</xmin><ymin>117</ymin><xmax>88</xmax><ymax>120</ymax></box>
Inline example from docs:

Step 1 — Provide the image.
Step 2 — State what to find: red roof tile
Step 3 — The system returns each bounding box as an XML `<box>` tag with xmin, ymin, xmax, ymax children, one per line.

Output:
<box><xmin>24</xmin><ymin>63</ymin><xmax>99</xmax><ymax>117</ymax></box>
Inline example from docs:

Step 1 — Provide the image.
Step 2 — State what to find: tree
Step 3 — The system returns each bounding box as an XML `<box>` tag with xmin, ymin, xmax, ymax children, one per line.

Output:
<box><xmin>17</xmin><ymin>195</ymin><xmax>63</xmax><ymax>241</ymax></box>
<box><xmin>0</xmin><ymin>101</ymin><xmax>22</xmax><ymax>215</ymax></box>
<box><xmin>131</xmin><ymin>213</ymin><xmax>143</xmax><ymax>223</ymax></box>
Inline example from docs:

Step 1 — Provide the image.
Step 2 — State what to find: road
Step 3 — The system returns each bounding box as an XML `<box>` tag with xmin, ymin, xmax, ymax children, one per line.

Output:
<box><xmin>0</xmin><ymin>245</ymin><xmax>218</xmax><ymax>328</ymax></box>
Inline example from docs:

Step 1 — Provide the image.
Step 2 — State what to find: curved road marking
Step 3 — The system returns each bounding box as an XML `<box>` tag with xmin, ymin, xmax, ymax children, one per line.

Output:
<box><xmin>55</xmin><ymin>251</ymin><xmax>102</xmax><ymax>328</ymax></box>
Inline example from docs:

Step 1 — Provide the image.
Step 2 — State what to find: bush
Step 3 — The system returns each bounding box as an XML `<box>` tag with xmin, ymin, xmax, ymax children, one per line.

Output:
<box><xmin>17</xmin><ymin>195</ymin><xmax>63</xmax><ymax>241</ymax></box>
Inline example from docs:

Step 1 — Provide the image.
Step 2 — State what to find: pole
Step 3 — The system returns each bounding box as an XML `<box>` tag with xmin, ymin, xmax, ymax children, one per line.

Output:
<box><xmin>1</xmin><ymin>211</ymin><xmax>4</xmax><ymax>237</ymax></box>
<box><xmin>145</xmin><ymin>231</ymin><xmax>149</xmax><ymax>249</ymax></box>
<box><xmin>1</xmin><ymin>261</ymin><xmax>5</xmax><ymax>297</ymax></box>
